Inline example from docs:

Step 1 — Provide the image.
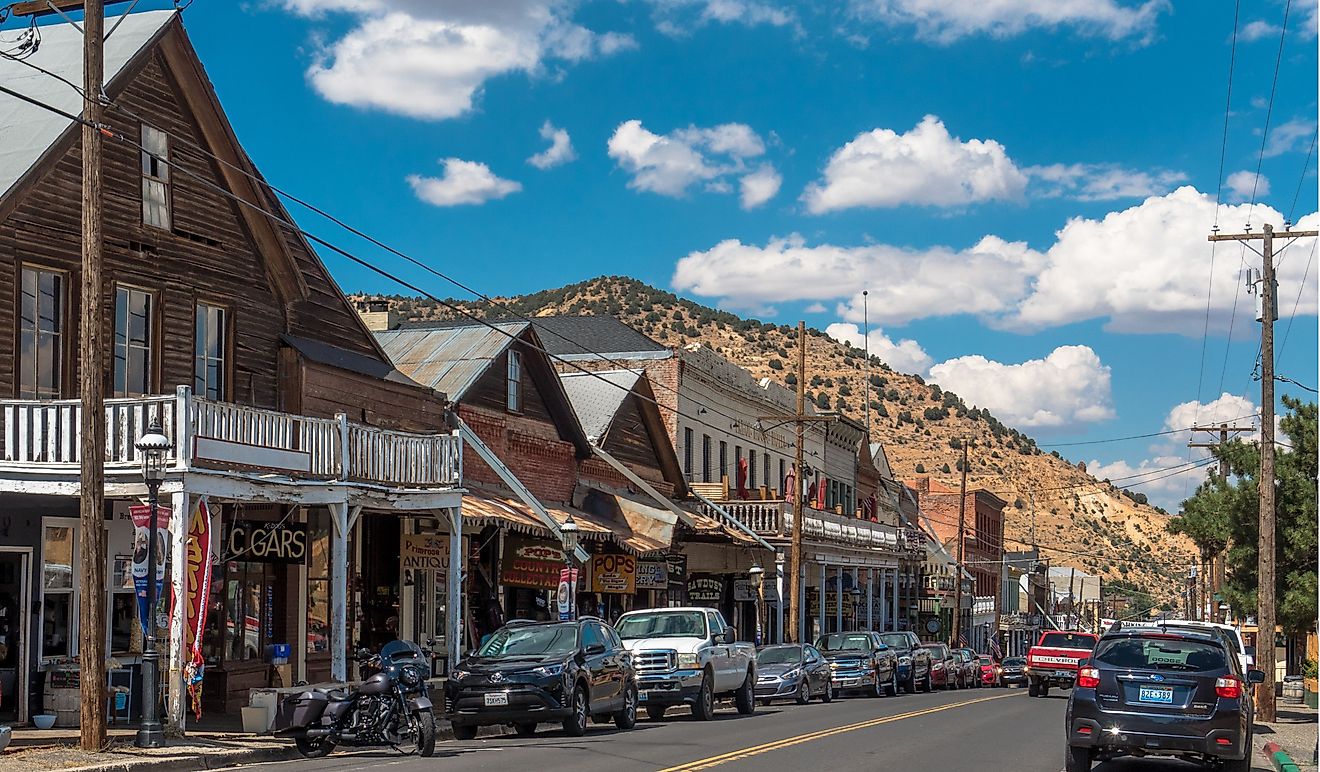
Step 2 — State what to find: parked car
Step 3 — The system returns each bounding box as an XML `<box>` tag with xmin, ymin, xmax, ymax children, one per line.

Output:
<box><xmin>920</xmin><ymin>642</ymin><xmax>957</xmax><ymax>689</ymax></box>
<box><xmin>445</xmin><ymin>618</ymin><xmax>636</xmax><ymax>739</ymax></box>
<box><xmin>1154</xmin><ymin>621</ymin><xmax>1253</xmax><ymax>676</ymax></box>
<box><xmin>879</xmin><ymin>631</ymin><xmax>932</xmax><ymax>693</ymax></box>
<box><xmin>614</xmin><ymin>607</ymin><xmax>756</xmax><ymax>721</ymax></box>
<box><xmin>1027</xmin><ymin>630</ymin><xmax>1099</xmax><ymax>697</ymax></box>
<box><xmin>999</xmin><ymin>656</ymin><xmax>1028</xmax><ymax>687</ymax></box>
<box><xmin>954</xmin><ymin>648</ymin><xmax>979</xmax><ymax>688</ymax></box>
<box><xmin>754</xmin><ymin>644</ymin><xmax>833</xmax><ymax>705</ymax></box>
<box><xmin>976</xmin><ymin>655</ymin><xmax>999</xmax><ymax>687</ymax></box>
<box><xmin>1065</xmin><ymin>626</ymin><xmax>1264</xmax><ymax>772</ymax></box>
<box><xmin>815</xmin><ymin>632</ymin><xmax>899</xmax><ymax>697</ymax></box>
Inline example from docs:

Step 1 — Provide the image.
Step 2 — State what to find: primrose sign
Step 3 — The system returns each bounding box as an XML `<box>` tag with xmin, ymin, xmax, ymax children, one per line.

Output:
<box><xmin>226</xmin><ymin>521</ymin><xmax>307</xmax><ymax>564</ymax></box>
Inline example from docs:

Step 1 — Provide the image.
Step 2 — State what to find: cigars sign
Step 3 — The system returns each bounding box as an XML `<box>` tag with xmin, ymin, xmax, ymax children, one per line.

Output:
<box><xmin>500</xmin><ymin>537</ymin><xmax>566</xmax><ymax>590</ymax></box>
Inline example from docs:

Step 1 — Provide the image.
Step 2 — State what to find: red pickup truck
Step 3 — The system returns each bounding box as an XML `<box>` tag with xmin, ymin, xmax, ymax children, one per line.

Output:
<box><xmin>1025</xmin><ymin>630</ymin><xmax>1098</xmax><ymax>697</ymax></box>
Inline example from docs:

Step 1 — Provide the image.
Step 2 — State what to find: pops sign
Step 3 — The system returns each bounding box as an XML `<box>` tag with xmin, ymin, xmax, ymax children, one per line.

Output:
<box><xmin>590</xmin><ymin>553</ymin><xmax>636</xmax><ymax>594</ymax></box>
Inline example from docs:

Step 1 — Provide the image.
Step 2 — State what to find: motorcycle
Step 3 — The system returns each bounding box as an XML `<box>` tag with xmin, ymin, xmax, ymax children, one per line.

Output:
<box><xmin>273</xmin><ymin>640</ymin><xmax>437</xmax><ymax>758</ymax></box>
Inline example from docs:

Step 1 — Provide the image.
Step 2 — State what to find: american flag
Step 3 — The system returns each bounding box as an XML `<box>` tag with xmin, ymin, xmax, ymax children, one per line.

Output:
<box><xmin>958</xmin><ymin>632</ymin><xmax>970</xmax><ymax>648</ymax></box>
<box><xmin>988</xmin><ymin>636</ymin><xmax>1002</xmax><ymax>659</ymax></box>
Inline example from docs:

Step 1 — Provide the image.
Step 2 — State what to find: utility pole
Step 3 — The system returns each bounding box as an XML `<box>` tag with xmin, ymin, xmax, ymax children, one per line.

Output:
<box><xmin>1209</xmin><ymin>223</ymin><xmax>1316</xmax><ymax>722</ymax></box>
<box><xmin>951</xmin><ymin>438</ymin><xmax>969</xmax><ymax>646</ymax></box>
<box><xmin>79</xmin><ymin>0</ymin><xmax>108</xmax><ymax>752</ymax></box>
<box><xmin>766</xmin><ymin>322</ymin><xmax>832</xmax><ymax>643</ymax></box>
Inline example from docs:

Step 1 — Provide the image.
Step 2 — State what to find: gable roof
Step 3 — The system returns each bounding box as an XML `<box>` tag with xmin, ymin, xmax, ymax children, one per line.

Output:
<box><xmin>531</xmin><ymin>316</ymin><xmax>669</xmax><ymax>359</ymax></box>
<box><xmin>0</xmin><ymin>10</ymin><xmax>176</xmax><ymax>202</ymax></box>
<box><xmin>558</xmin><ymin>369</ymin><xmax>642</xmax><ymax>442</ymax></box>
<box><xmin>375</xmin><ymin>321</ymin><xmax>529</xmax><ymax>398</ymax></box>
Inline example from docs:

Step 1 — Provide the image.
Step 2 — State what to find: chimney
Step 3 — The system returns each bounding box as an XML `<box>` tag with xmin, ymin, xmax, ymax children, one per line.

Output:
<box><xmin>355</xmin><ymin>298</ymin><xmax>399</xmax><ymax>331</ymax></box>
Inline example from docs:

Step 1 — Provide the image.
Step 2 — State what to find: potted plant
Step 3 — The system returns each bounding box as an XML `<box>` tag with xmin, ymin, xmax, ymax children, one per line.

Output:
<box><xmin>1303</xmin><ymin>658</ymin><xmax>1318</xmax><ymax>709</ymax></box>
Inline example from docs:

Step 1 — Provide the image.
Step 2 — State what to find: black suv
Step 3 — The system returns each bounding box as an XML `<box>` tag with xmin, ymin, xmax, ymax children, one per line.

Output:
<box><xmin>1065</xmin><ymin>627</ymin><xmax>1264</xmax><ymax>772</ymax></box>
<box><xmin>878</xmin><ymin>631</ymin><xmax>932</xmax><ymax>693</ymax></box>
<box><xmin>445</xmin><ymin>618</ymin><xmax>637</xmax><ymax>739</ymax></box>
<box><xmin>815</xmin><ymin>632</ymin><xmax>899</xmax><ymax>697</ymax></box>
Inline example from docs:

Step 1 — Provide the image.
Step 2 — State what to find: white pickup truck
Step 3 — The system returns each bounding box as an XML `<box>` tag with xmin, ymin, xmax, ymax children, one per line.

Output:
<box><xmin>614</xmin><ymin>607</ymin><xmax>757</xmax><ymax>720</ymax></box>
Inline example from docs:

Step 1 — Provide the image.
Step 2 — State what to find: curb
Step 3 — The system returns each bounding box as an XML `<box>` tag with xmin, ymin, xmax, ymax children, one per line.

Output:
<box><xmin>1263</xmin><ymin>741</ymin><xmax>1302</xmax><ymax>772</ymax></box>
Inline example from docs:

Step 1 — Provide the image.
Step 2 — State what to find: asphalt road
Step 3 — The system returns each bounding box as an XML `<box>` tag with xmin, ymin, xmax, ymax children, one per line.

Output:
<box><xmin>235</xmin><ymin>686</ymin><xmax>1274</xmax><ymax>772</ymax></box>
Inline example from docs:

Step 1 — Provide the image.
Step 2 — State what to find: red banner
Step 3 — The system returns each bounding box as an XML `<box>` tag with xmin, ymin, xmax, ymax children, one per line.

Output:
<box><xmin>184</xmin><ymin>499</ymin><xmax>212</xmax><ymax>719</ymax></box>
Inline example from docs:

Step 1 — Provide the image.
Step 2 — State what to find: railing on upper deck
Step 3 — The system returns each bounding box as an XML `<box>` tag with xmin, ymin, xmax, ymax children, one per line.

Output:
<box><xmin>701</xmin><ymin>498</ymin><xmax>927</xmax><ymax>555</ymax></box>
<box><xmin>0</xmin><ymin>386</ymin><xmax>461</xmax><ymax>487</ymax></box>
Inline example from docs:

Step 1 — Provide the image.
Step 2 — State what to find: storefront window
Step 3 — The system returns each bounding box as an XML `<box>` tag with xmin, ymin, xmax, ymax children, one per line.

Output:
<box><xmin>42</xmin><ymin>525</ymin><xmax>75</xmax><ymax>657</ymax></box>
<box><xmin>306</xmin><ymin>517</ymin><xmax>330</xmax><ymax>655</ymax></box>
<box><xmin>223</xmin><ymin>563</ymin><xmax>275</xmax><ymax>661</ymax></box>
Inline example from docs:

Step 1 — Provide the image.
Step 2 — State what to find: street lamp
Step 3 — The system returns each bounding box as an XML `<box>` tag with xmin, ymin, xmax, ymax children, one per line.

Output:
<box><xmin>748</xmin><ymin>564</ymin><xmax>764</xmax><ymax>645</ymax></box>
<box><xmin>134</xmin><ymin>420</ymin><xmax>171</xmax><ymax>748</ymax></box>
<box><xmin>560</xmin><ymin>516</ymin><xmax>580</xmax><ymax>621</ymax></box>
<box><xmin>849</xmin><ymin>587</ymin><xmax>862</xmax><ymax>631</ymax></box>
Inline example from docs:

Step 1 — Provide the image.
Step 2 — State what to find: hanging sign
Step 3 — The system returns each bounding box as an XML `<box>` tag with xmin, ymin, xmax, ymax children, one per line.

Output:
<box><xmin>402</xmin><ymin>534</ymin><xmax>452</xmax><ymax>571</ymax></box>
<box><xmin>501</xmin><ymin>537</ymin><xmax>565</xmax><ymax>589</ymax></box>
<box><xmin>226</xmin><ymin>520</ymin><xmax>307</xmax><ymax>564</ymax></box>
<box><xmin>687</xmin><ymin>575</ymin><xmax>725</xmax><ymax>607</ymax></box>
<box><xmin>183</xmin><ymin>498</ymin><xmax>212</xmax><ymax>719</ymax></box>
<box><xmin>590</xmin><ymin>553</ymin><xmax>636</xmax><ymax>594</ymax></box>
<box><xmin>636</xmin><ymin>560</ymin><xmax>668</xmax><ymax>591</ymax></box>
<box><xmin>130</xmin><ymin>504</ymin><xmax>172</xmax><ymax>638</ymax></box>
<box><xmin>557</xmin><ymin>568</ymin><xmax>579</xmax><ymax>621</ymax></box>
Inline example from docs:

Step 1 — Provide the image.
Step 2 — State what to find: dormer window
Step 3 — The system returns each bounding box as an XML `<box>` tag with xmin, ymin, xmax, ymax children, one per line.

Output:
<box><xmin>141</xmin><ymin>124</ymin><xmax>170</xmax><ymax>230</ymax></box>
<box><xmin>506</xmin><ymin>349</ymin><xmax>522</xmax><ymax>413</ymax></box>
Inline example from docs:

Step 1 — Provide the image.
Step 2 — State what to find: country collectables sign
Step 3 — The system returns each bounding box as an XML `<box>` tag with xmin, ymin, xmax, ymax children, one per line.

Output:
<box><xmin>500</xmin><ymin>536</ymin><xmax>566</xmax><ymax>589</ymax></box>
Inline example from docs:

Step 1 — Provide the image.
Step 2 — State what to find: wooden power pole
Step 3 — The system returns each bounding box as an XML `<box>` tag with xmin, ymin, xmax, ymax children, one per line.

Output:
<box><xmin>1208</xmin><ymin>222</ymin><xmax>1317</xmax><ymax>722</ymax></box>
<box><xmin>79</xmin><ymin>0</ymin><xmax>108</xmax><ymax>750</ymax></box>
<box><xmin>951</xmin><ymin>438</ymin><xmax>969</xmax><ymax>646</ymax></box>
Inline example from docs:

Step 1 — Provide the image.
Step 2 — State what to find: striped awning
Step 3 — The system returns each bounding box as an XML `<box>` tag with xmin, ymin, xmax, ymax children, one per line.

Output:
<box><xmin>461</xmin><ymin>487</ymin><xmax>671</xmax><ymax>555</ymax></box>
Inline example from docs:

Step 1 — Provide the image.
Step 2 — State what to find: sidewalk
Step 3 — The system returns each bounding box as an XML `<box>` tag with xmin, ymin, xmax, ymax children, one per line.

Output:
<box><xmin>1257</xmin><ymin>704</ymin><xmax>1319</xmax><ymax>771</ymax></box>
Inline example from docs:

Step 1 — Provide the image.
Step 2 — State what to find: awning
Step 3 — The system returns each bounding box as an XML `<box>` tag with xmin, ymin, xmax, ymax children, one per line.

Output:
<box><xmin>577</xmin><ymin>487</ymin><xmax>675</xmax><ymax>554</ymax></box>
<box><xmin>462</xmin><ymin>487</ymin><xmax>671</xmax><ymax>556</ymax></box>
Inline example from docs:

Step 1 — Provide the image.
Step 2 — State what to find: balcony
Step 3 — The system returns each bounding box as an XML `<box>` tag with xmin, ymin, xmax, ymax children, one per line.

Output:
<box><xmin>700</xmin><ymin>498</ymin><xmax>926</xmax><ymax>555</ymax></box>
<box><xmin>0</xmin><ymin>386</ymin><xmax>461</xmax><ymax>488</ymax></box>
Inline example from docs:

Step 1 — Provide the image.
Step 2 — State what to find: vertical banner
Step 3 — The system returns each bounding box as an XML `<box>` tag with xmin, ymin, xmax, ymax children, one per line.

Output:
<box><xmin>130</xmin><ymin>504</ymin><xmax>173</xmax><ymax>638</ymax></box>
<box><xmin>557</xmin><ymin>568</ymin><xmax>579</xmax><ymax>621</ymax></box>
<box><xmin>184</xmin><ymin>499</ymin><xmax>212</xmax><ymax>718</ymax></box>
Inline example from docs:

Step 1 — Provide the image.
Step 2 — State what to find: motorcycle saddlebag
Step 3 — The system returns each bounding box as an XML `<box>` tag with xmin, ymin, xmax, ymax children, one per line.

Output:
<box><xmin>272</xmin><ymin>691</ymin><xmax>329</xmax><ymax>734</ymax></box>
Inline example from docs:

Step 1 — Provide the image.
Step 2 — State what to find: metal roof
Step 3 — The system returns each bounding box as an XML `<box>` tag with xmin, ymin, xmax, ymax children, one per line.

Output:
<box><xmin>374</xmin><ymin>322</ymin><xmax>527</xmax><ymax>399</ymax></box>
<box><xmin>559</xmin><ymin>369</ymin><xmax>642</xmax><ymax>442</ymax></box>
<box><xmin>0</xmin><ymin>10</ymin><xmax>176</xmax><ymax>203</ymax></box>
<box><xmin>531</xmin><ymin>316</ymin><xmax>667</xmax><ymax>357</ymax></box>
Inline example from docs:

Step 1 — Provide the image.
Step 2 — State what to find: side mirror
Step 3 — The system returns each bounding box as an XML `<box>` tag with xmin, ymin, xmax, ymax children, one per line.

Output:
<box><xmin>1246</xmin><ymin>669</ymin><xmax>1266</xmax><ymax>684</ymax></box>
<box><xmin>721</xmin><ymin>628</ymin><xmax>737</xmax><ymax>644</ymax></box>
<box><xmin>584</xmin><ymin>643</ymin><xmax>606</xmax><ymax>656</ymax></box>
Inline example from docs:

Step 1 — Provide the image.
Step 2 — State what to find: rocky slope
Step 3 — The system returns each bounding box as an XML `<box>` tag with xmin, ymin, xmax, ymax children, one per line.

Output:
<box><xmin>354</xmin><ymin>276</ymin><xmax>1195</xmax><ymax>597</ymax></box>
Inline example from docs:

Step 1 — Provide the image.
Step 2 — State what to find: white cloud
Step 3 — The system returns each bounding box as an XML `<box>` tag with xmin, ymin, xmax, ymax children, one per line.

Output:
<box><xmin>1239</xmin><ymin>19</ymin><xmax>1282</xmax><ymax>42</ymax></box>
<box><xmin>607</xmin><ymin>119</ymin><xmax>778</xmax><ymax>202</ymax></box>
<box><xmin>825</xmin><ymin>322</ymin><xmax>934</xmax><ymax>375</ymax></box>
<box><xmin>649</xmin><ymin>0</ymin><xmax>797</xmax><ymax>34</ymax></box>
<box><xmin>739</xmin><ymin>164</ymin><xmax>782</xmax><ymax>209</ymax></box>
<box><xmin>1224</xmin><ymin>170</ymin><xmax>1269</xmax><ymax>202</ymax></box>
<box><xmin>284</xmin><ymin>1</ymin><xmax>634</xmax><ymax>121</ymax></box>
<box><xmin>528</xmin><ymin>120</ymin><xmax>576</xmax><ymax>169</ymax></box>
<box><xmin>1264</xmin><ymin>118</ymin><xmax>1315</xmax><ymax>158</ymax></box>
<box><xmin>1165</xmin><ymin>393</ymin><xmax>1259</xmax><ymax>437</ymax></box>
<box><xmin>1085</xmin><ymin>454</ymin><xmax>1195</xmax><ymax>502</ymax></box>
<box><xmin>927</xmin><ymin>346</ymin><xmax>1116</xmax><ymax>429</ymax></box>
<box><xmin>406</xmin><ymin>158</ymin><xmax>522</xmax><ymax>206</ymax></box>
<box><xmin>1008</xmin><ymin>188</ymin><xmax>1319</xmax><ymax>334</ymax></box>
<box><xmin>1026</xmin><ymin>163</ymin><xmax>1187</xmax><ymax>201</ymax></box>
<box><xmin>803</xmin><ymin>115</ymin><xmax>1028</xmax><ymax>212</ymax></box>
<box><xmin>851</xmin><ymin>0</ymin><xmax>1167</xmax><ymax>43</ymax></box>
<box><xmin>672</xmin><ymin>232</ymin><xmax>1045</xmax><ymax>321</ymax></box>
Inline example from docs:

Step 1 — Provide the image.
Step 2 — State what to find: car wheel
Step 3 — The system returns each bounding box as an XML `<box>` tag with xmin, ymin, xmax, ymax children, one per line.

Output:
<box><xmin>821</xmin><ymin>682</ymin><xmax>834</xmax><ymax>703</ymax></box>
<box><xmin>614</xmin><ymin>684</ymin><xmax>638</xmax><ymax>730</ymax></box>
<box><xmin>871</xmin><ymin>670</ymin><xmax>885</xmax><ymax>698</ymax></box>
<box><xmin>1064</xmin><ymin>744</ymin><xmax>1092</xmax><ymax>772</ymax></box>
<box><xmin>514</xmin><ymin>723</ymin><xmax>537</xmax><ymax>737</ymax></box>
<box><xmin>451</xmin><ymin>723</ymin><xmax>478</xmax><ymax>741</ymax></box>
<box><xmin>795</xmin><ymin>678</ymin><xmax>811</xmax><ymax>705</ymax></box>
<box><xmin>886</xmin><ymin>670</ymin><xmax>899</xmax><ymax>697</ymax></box>
<box><xmin>1221</xmin><ymin>736</ymin><xmax>1252</xmax><ymax>772</ymax></box>
<box><xmin>562</xmin><ymin>685</ymin><xmax>589</xmax><ymax>737</ymax></box>
<box><xmin>1028</xmin><ymin>680</ymin><xmax>1040</xmax><ymax>697</ymax></box>
<box><xmin>734</xmin><ymin>670</ymin><xmax>756</xmax><ymax>715</ymax></box>
<box><xmin>1040</xmin><ymin>683</ymin><xmax>1051</xmax><ymax>698</ymax></box>
<box><xmin>646</xmin><ymin>705</ymin><xmax>668</xmax><ymax>721</ymax></box>
<box><xmin>692</xmin><ymin>672</ymin><xmax>716</xmax><ymax>721</ymax></box>
<box><xmin>759</xmin><ymin>698</ymin><xmax>772</xmax><ymax>707</ymax></box>
<box><xmin>922</xmin><ymin>670</ymin><xmax>932</xmax><ymax>692</ymax></box>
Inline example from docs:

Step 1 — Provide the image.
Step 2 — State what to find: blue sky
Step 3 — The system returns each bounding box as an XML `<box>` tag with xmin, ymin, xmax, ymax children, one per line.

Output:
<box><xmin>7</xmin><ymin>0</ymin><xmax>1316</xmax><ymax>509</ymax></box>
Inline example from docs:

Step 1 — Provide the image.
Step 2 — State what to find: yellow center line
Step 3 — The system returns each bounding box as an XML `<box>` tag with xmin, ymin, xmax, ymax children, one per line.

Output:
<box><xmin>656</xmin><ymin>692</ymin><xmax>1021</xmax><ymax>772</ymax></box>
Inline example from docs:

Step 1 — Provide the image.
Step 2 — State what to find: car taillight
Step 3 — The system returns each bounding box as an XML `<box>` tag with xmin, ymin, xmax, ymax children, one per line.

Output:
<box><xmin>1077</xmin><ymin>667</ymin><xmax>1100</xmax><ymax>689</ymax></box>
<box><xmin>1215</xmin><ymin>676</ymin><xmax>1242</xmax><ymax>699</ymax></box>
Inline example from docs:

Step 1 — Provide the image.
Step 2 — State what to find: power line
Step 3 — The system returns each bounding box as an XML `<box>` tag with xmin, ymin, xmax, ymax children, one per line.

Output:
<box><xmin>1246</xmin><ymin>0</ymin><xmax>1293</xmax><ymax>224</ymax></box>
<box><xmin>1037</xmin><ymin>413</ymin><xmax>1259</xmax><ymax>447</ymax></box>
<box><xmin>1278</xmin><ymin>239</ymin><xmax>1316</xmax><ymax>360</ymax></box>
<box><xmin>1286</xmin><ymin>129</ymin><xmax>1317</xmax><ymax>225</ymax></box>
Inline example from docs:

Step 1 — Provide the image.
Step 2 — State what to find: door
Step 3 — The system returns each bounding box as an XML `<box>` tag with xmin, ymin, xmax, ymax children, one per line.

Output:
<box><xmin>805</xmin><ymin>646</ymin><xmax>827</xmax><ymax>695</ymax></box>
<box><xmin>705</xmin><ymin>611</ymin><xmax>732</xmax><ymax>689</ymax></box>
<box><xmin>0</xmin><ymin>550</ymin><xmax>30</xmax><ymax>724</ymax></box>
<box><xmin>580</xmin><ymin>622</ymin><xmax>616</xmax><ymax>710</ymax></box>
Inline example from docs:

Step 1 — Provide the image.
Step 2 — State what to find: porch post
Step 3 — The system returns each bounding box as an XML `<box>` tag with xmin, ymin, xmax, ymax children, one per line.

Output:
<box><xmin>834</xmin><ymin>566</ymin><xmax>842</xmax><ymax>633</ymax></box>
<box><xmin>165</xmin><ymin>489</ymin><xmax>190</xmax><ymax>734</ymax></box>
<box><xmin>447</xmin><ymin>505</ymin><xmax>463</xmax><ymax>671</ymax></box>
<box><xmin>890</xmin><ymin>569</ymin><xmax>899</xmax><ymax>632</ymax></box>
<box><xmin>868</xmin><ymin>568</ymin><xmax>875</xmax><ymax>631</ymax></box>
<box><xmin>328</xmin><ymin>501</ymin><xmax>356</xmax><ymax>683</ymax></box>
<box><xmin>774</xmin><ymin>555</ymin><xmax>785</xmax><ymax>644</ymax></box>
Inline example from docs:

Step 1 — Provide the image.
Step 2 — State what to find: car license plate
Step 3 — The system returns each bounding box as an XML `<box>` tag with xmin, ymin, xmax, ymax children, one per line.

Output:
<box><xmin>842</xmin><ymin>679</ymin><xmax>858</xmax><ymax>687</ymax></box>
<box><xmin>638</xmin><ymin>692</ymin><xmax>649</xmax><ymax>702</ymax></box>
<box><xmin>1138</xmin><ymin>687</ymin><xmax>1173</xmax><ymax>704</ymax></box>
<box><xmin>483</xmin><ymin>692</ymin><xmax>509</xmax><ymax>707</ymax></box>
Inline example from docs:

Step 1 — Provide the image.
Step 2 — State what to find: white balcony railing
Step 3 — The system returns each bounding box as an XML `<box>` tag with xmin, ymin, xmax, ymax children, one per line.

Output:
<box><xmin>701</xmin><ymin>498</ymin><xmax>923</xmax><ymax>554</ymax></box>
<box><xmin>0</xmin><ymin>386</ymin><xmax>461</xmax><ymax>487</ymax></box>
